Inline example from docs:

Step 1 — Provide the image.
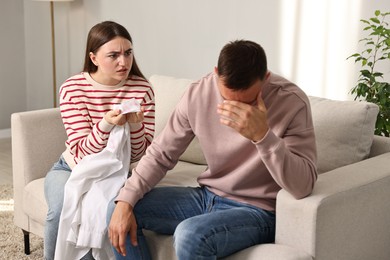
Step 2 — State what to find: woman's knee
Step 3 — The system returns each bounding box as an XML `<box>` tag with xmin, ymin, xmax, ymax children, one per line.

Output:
<box><xmin>44</xmin><ymin>170</ymin><xmax>70</xmax><ymax>220</ymax></box>
<box><xmin>46</xmin><ymin>199</ymin><xmax>64</xmax><ymax>222</ymax></box>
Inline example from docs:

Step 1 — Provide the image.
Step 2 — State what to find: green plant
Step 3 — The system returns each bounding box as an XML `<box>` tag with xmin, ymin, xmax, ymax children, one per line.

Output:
<box><xmin>348</xmin><ymin>10</ymin><xmax>390</xmax><ymax>137</ymax></box>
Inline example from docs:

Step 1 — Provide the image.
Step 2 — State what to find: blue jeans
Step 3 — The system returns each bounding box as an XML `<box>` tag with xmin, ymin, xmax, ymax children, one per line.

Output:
<box><xmin>44</xmin><ymin>156</ymin><xmax>94</xmax><ymax>260</ymax></box>
<box><xmin>107</xmin><ymin>186</ymin><xmax>275</xmax><ymax>260</ymax></box>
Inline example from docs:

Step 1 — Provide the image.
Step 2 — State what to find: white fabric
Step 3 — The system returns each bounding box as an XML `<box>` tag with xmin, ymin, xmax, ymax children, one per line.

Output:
<box><xmin>113</xmin><ymin>98</ymin><xmax>140</xmax><ymax>114</ymax></box>
<box><xmin>55</xmin><ymin>124</ymin><xmax>130</xmax><ymax>260</ymax></box>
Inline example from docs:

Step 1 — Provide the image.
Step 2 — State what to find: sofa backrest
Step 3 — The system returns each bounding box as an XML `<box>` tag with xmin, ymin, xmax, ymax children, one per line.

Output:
<box><xmin>149</xmin><ymin>75</ymin><xmax>383</xmax><ymax>173</ymax></box>
<box><xmin>309</xmin><ymin>96</ymin><xmax>379</xmax><ymax>173</ymax></box>
<box><xmin>149</xmin><ymin>75</ymin><xmax>206</xmax><ymax>165</ymax></box>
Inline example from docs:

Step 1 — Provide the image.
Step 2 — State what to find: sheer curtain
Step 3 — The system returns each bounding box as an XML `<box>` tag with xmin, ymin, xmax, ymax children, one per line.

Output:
<box><xmin>278</xmin><ymin>0</ymin><xmax>362</xmax><ymax>100</ymax></box>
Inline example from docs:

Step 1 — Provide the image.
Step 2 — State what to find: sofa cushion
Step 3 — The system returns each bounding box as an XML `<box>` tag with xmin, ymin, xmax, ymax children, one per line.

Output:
<box><xmin>223</xmin><ymin>244</ymin><xmax>313</xmax><ymax>260</ymax></box>
<box><xmin>158</xmin><ymin>161</ymin><xmax>207</xmax><ymax>187</ymax></box>
<box><xmin>149</xmin><ymin>75</ymin><xmax>207</xmax><ymax>165</ymax></box>
<box><xmin>309</xmin><ymin>96</ymin><xmax>379</xmax><ymax>173</ymax></box>
<box><xmin>23</xmin><ymin>178</ymin><xmax>47</xmax><ymax>224</ymax></box>
<box><xmin>144</xmin><ymin>231</ymin><xmax>313</xmax><ymax>260</ymax></box>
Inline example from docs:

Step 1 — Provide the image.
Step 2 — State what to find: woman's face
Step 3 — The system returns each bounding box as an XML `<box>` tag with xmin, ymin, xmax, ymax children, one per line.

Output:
<box><xmin>89</xmin><ymin>36</ymin><xmax>133</xmax><ymax>86</ymax></box>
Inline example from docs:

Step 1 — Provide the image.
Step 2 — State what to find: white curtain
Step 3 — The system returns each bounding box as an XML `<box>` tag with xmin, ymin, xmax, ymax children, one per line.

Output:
<box><xmin>278</xmin><ymin>0</ymin><xmax>362</xmax><ymax>100</ymax></box>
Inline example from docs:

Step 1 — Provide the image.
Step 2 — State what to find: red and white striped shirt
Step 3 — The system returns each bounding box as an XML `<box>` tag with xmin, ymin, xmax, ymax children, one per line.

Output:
<box><xmin>60</xmin><ymin>72</ymin><xmax>155</xmax><ymax>169</ymax></box>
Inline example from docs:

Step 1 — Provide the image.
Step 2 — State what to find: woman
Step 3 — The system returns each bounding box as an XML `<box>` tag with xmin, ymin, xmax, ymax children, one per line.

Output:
<box><xmin>44</xmin><ymin>21</ymin><xmax>155</xmax><ymax>260</ymax></box>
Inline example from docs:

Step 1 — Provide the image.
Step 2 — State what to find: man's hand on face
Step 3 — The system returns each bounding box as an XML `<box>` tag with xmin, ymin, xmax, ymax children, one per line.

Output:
<box><xmin>217</xmin><ymin>93</ymin><xmax>269</xmax><ymax>142</ymax></box>
<box><xmin>108</xmin><ymin>201</ymin><xmax>138</xmax><ymax>257</ymax></box>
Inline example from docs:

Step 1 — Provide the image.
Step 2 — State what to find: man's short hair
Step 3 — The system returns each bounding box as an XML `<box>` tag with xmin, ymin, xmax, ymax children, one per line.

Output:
<box><xmin>217</xmin><ymin>40</ymin><xmax>268</xmax><ymax>90</ymax></box>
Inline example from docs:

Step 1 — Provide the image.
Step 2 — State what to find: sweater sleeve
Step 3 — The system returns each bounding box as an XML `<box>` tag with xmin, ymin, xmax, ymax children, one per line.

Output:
<box><xmin>116</xmin><ymin>92</ymin><xmax>194</xmax><ymax>207</ymax></box>
<box><xmin>255</xmin><ymin>104</ymin><xmax>318</xmax><ymax>199</ymax></box>
<box><xmin>60</xmin><ymin>93</ymin><xmax>114</xmax><ymax>166</ymax></box>
<box><xmin>129</xmin><ymin>86</ymin><xmax>155</xmax><ymax>163</ymax></box>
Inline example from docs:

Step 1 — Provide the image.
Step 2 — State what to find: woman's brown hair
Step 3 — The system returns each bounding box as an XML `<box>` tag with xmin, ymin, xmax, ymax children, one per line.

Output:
<box><xmin>83</xmin><ymin>21</ymin><xmax>145</xmax><ymax>79</ymax></box>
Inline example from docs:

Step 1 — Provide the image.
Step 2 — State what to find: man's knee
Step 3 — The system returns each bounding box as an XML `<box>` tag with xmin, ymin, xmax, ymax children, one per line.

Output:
<box><xmin>173</xmin><ymin>217</ymin><xmax>213</xmax><ymax>256</ymax></box>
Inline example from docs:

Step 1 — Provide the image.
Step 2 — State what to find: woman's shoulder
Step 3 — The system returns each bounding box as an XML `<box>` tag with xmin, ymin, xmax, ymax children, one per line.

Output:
<box><xmin>126</xmin><ymin>75</ymin><xmax>153</xmax><ymax>90</ymax></box>
<box><xmin>127</xmin><ymin>75</ymin><xmax>150</xmax><ymax>83</ymax></box>
<box><xmin>59</xmin><ymin>72</ymin><xmax>90</xmax><ymax>97</ymax></box>
<box><xmin>60</xmin><ymin>72</ymin><xmax>88</xmax><ymax>87</ymax></box>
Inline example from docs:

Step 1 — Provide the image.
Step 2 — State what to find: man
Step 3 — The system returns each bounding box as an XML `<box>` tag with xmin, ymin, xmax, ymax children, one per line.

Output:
<box><xmin>107</xmin><ymin>40</ymin><xmax>318</xmax><ymax>259</ymax></box>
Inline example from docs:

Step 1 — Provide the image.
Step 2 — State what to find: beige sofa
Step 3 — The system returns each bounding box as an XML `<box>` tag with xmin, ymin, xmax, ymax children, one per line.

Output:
<box><xmin>12</xmin><ymin>75</ymin><xmax>390</xmax><ymax>259</ymax></box>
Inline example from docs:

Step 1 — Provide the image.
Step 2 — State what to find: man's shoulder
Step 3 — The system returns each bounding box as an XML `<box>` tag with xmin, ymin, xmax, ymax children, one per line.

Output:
<box><xmin>191</xmin><ymin>72</ymin><xmax>216</xmax><ymax>87</ymax></box>
<box><xmin>185</xmin><ymin>72</ymin><xmax>218</xmax><ymax>95</ymax></box>
<box><xmin>268</xmin><ymin>72</ymin><xmax>297</xmax><ymax>89</ymax></box>
<box><xmin>267</xmin><ymin>72</ymin><xmax>309</xmax><ymax>104</ymax></box>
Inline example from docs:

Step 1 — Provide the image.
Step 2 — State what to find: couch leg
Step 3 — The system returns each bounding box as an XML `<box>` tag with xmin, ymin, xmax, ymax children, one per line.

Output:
<box><xmin>22</xmin><ymin>229</ymin><xmax>30</xmax><ymax>255</ymax></box>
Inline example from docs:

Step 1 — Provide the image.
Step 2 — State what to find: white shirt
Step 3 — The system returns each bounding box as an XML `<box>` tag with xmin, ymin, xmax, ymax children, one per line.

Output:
<box><xmin>55</xmin><ymin>124</ymin><xmax>130</xmax><ymax>260</ymax></box>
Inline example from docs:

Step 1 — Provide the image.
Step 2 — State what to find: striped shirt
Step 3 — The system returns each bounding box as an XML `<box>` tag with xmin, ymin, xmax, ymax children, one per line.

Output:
<box><xmin>60</xmin><ymin>72</ymin><xmax>155</xmax><ymax>169</ymax></box>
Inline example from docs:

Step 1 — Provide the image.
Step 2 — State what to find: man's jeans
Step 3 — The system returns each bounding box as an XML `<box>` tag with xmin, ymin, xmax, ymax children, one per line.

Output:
<box><xmin>107</xmin><ymin>186</ymin><xmax>275</xmax><ymax>260</ymax></box>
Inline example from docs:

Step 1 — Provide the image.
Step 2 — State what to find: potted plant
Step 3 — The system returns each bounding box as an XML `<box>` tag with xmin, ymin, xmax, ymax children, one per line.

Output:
<box><xmin>348</xmin><ymin>10</ymin><xmax>390</xmax><ymax>137</ymax></box>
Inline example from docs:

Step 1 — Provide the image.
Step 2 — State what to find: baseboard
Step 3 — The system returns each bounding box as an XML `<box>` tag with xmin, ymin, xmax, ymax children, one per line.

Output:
<box><xmin>0</xmin><ymin>128</ymin><xmax>11</xmax><ymax>139</ymax></box>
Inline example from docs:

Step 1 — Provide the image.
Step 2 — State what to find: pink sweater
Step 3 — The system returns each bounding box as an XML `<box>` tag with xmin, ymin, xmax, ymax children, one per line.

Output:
<box><xmin>117</xmin><ymin>72</ymin><xmax>317</xmax><ymax>211</ymax></box>
<box><xmin>60</xmin><ymin>72</ymin><xmax>155</xmax><ymax>169</ymax></box>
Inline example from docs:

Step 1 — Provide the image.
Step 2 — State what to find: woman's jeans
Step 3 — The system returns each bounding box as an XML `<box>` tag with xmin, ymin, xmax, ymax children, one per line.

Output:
<box><xmin>44</xmin><ymin>156</ymin><xmax>94</xmax><ymax>260</ymax></box>
<box><xmin>44</xmin><ymin>156</ymin><xmax>71</xmax><ymax>260</ymax></box>
<box><xmin>107</xmin><ymin>186</ymin><xmax>275</xmax><ymax>260</ymax></box>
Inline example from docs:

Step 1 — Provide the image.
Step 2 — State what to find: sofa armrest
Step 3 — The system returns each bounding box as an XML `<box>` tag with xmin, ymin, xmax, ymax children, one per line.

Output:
<box><xmin>11</xmin><ymin>108</ymin><xmax>67</xmax><ymax>230</ymax></box>
<box><xmin>11</xmin><ymin>108</ymin><xmax>66</xmax><ymax>184</ymax></box>
<box><xmin>369</xmin><ymin>135</ymin><xmax>390</xmax><ymax>157</ymax></box>
<box><xmin>275</xmin><ymin>153</ymin><xmax>390</xmax><ymax>260</ymax></box>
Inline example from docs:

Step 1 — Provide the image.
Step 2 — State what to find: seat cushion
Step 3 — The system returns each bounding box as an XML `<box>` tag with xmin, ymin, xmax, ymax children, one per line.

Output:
<box><xmin>309</xmin><ymin>96</ymin><xmax>379</xmax><ymax>173</ymax></box>
<box><xmin>23</xmin><ymin>178</ymin><xmax>47</xmax><ymax>224</ymax></box>
<box><xmin>223</xmin><ymin>244</ymin><xmax>313</xmax><ymax>260</ymax></box>
<box><xmin>144</xmin><ymin>231</ymin><xmax>313</xmax><ymax>260</ymax></box>
<box><xmin>158</xmin><ymin>160</ymin><xmax>207</xmax><ymax>187</ymax></box>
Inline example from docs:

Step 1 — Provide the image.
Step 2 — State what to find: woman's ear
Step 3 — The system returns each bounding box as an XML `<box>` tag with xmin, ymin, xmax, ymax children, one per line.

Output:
<box><xmin>214</xmin><ymin>66</ymin><xmax>219</xmax><ymax>75</ymax></box>
<box><xmin>89</xmin><ymin>52</ymin><xmax>98</xmax><ymax>66</ymax></box>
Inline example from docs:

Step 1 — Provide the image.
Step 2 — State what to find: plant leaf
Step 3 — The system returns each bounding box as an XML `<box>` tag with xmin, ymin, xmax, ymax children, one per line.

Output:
<box><xmin>370</xmin><ymin>17</ymin><xmax>381</xmax><ymax>24</ymax></box>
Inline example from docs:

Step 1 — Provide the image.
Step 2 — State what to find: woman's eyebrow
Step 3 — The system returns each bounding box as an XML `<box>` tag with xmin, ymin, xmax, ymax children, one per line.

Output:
<box><xmin>108</xmin><ymin>48</ymin><xmax>133</xmax><ymax>54</ymax></box>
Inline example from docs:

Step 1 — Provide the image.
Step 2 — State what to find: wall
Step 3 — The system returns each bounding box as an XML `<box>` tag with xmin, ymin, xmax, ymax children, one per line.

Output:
<box><xmin>0</xmin><ymin>0</ymin><xmax>26</xmax><ymax>131</ymax></box>
<box><xmin>1</xmin><ymin>0</ymin><xmax>390</xmax><ymax>131</ymax></box>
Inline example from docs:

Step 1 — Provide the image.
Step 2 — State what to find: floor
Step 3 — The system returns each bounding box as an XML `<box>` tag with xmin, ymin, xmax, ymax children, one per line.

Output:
<box><xmin>0</xmin><ymin>137</ymin><xmax>12</xmax><ymax>185</ymax></box>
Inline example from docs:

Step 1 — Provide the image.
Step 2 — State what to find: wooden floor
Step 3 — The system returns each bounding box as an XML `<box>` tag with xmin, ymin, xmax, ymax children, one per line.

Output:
<box><xmin>0</xmin><ymin>137</ymin><xmax>12</xmax><ymax>185</ymax></box>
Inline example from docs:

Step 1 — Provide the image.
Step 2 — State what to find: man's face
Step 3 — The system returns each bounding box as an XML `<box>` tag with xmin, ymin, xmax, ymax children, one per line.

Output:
<box><xmin>216</xmin><ymin>75</ymin><xmax>263</xmax><ymax>105</ymax></box>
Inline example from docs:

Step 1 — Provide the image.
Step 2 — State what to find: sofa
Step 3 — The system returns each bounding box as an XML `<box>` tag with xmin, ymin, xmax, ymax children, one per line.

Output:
<box><xmin>12</xmin><ymin>74</ymin><xmax>390</xmax><ymax>259</ymax></box>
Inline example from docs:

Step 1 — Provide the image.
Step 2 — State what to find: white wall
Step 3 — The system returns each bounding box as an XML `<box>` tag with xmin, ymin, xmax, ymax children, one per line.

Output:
<box><xmin>0</xmin><ymin>0</ymin><xmax>26</xmax><ymax>129</ymax></box>
<box><xmin>2</xmin><ymin>0</ymin><xmax>390</xmax><ymax>130</ymax></box>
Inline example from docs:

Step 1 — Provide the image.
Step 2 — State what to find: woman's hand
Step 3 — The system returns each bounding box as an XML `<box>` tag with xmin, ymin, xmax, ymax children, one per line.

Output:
<box><xmin>104</xmin><ymin>109</ymin><xmax>127</xmax><ymax>126</ymax></box>
<box><xmin>126</xmin><ymin>107</ymin><xmax>144</xmax><ymax>124</ymax></box>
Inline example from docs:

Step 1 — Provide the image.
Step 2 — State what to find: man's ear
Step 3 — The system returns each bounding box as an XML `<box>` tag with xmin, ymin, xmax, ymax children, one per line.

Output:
<box><xmin>264</xmin><ymin>71</ymin><xmax>271</xmax><ymax>80</ymax></box>
<box><xmin>214</xmin><ymin>66</ymin><xmax>219</xmax><ymax>75</ymax></box>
